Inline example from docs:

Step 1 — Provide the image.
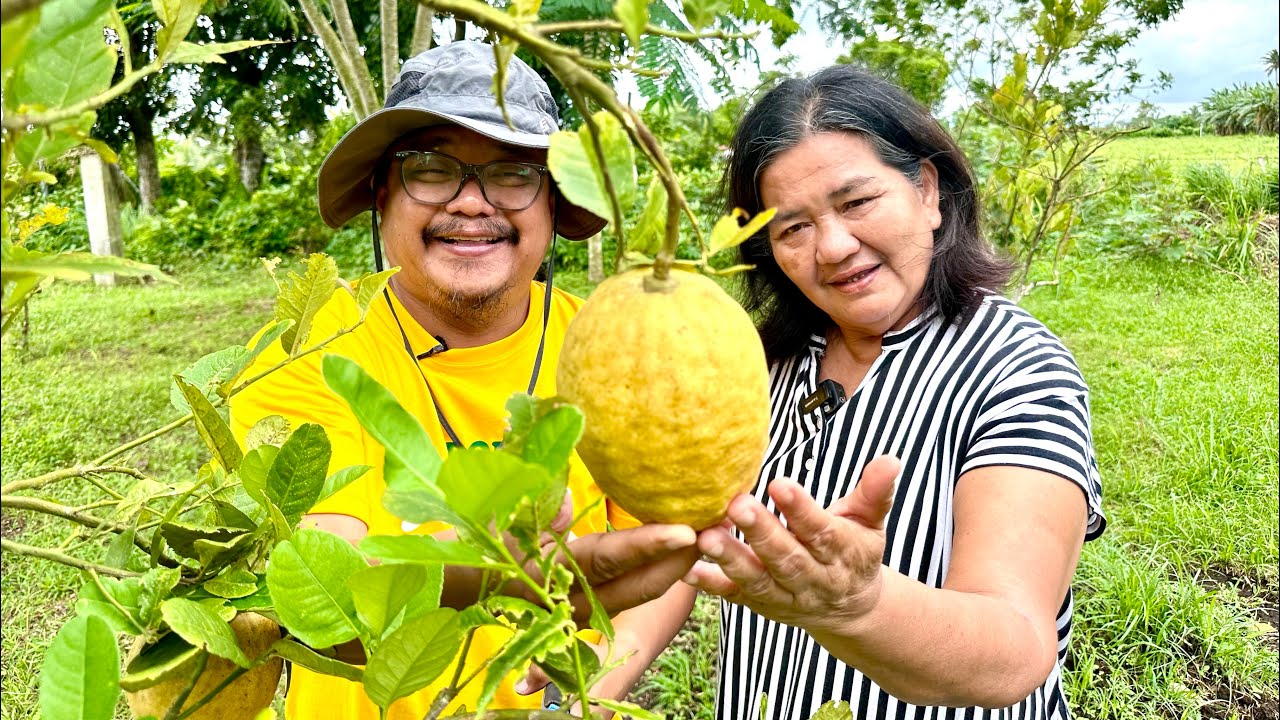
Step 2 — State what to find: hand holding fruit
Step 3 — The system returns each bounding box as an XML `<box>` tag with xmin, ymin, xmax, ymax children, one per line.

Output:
<box><xmin>683</xmin><ymin>456</ymin><xmax>901</xmax><ymax>633</ymax></box>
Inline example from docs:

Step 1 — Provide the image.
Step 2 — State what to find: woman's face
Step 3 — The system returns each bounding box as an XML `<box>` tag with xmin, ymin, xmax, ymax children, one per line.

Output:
<box><xmin>759</xmin><ymin>132</ymin><xmax>941</xmax><ymax>341</ymax></box>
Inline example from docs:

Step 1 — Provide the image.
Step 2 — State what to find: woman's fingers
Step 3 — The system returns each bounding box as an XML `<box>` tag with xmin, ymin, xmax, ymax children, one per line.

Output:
<box><xmin>829</xmin><ymin>455</ymin><xmax>900</xmax><ymax>530</ymax></box>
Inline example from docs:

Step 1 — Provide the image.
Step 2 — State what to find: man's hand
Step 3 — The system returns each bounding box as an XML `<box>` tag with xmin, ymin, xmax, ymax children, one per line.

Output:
<box><xmin>532</xmin><ymin>523</ymin><xmax>698</xmax><ymax>621</ymax></box>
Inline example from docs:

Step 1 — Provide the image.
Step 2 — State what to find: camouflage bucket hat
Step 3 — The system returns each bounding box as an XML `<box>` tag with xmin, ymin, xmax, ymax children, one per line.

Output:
<box><xmin>316</xmin><ymin>40</ymin><xmax>607</xmax><ymax>240</ymax></box>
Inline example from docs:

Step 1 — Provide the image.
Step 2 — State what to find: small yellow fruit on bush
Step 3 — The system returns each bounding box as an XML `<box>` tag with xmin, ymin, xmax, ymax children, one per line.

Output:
<box><xmin>557</xmin><ymin>268</ymin><xmax>770</xmax><ymax>529</ymax></box>
<box><xmin>126</xmin><ymin>612</ymin><xmax>283</xmax><ymax>720</ymax></box>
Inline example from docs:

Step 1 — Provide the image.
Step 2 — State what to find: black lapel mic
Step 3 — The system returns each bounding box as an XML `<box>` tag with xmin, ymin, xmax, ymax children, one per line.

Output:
<box><xmin>800</xmin><ymin>378</ymin><xmax>845</xmax><ymax>416</ymax></box>
<box><xmin>415</xmin><ymin>335</ymin><xmax>448</xmax><ymax>359</ymax></box>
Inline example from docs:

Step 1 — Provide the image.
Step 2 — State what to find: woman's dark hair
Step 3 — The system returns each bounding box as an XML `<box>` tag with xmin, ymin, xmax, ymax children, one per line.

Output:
<box><xmin>724</xmin><ymin>64</ymin><xmax>1013</xmax><ymax>362</ymax></box>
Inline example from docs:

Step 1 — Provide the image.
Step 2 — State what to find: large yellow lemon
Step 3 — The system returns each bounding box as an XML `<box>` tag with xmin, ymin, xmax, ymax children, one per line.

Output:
<box><xmin>126</xmin><ymin>612</ymin><xmax>283</xmax><ymax>720</ymax></box>
<box><xmin>557</xmin><ymin>268</ymin><xmax>770</xmax><ymax>530</ymax></box>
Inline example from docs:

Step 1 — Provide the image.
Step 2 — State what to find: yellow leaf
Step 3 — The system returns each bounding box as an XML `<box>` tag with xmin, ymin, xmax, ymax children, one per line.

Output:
<box><xmin>708</xmin><ymin>207</ymin><xmax>776</xmax><ymax>254</ymax></box>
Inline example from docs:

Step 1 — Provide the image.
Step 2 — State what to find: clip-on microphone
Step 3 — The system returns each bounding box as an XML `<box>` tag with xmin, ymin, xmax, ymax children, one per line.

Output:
<box><xmin>415</xmin><ymin>336</ymin><xmax>448</xmax><ymax>359</ymax></box>
<box><xmin>799</xmin><ymin>378</ymin><xmax>846</xmax><ymax>416</ymax></box>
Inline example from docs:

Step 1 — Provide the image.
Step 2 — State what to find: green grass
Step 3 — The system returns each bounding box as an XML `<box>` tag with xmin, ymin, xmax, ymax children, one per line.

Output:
<box><xmin>1</xmin><ymin>271</ymin><xmax>278</xmax><ymax>719</ymax></box>
<box><xmin>2</xmin><ymin>256</ymin><xmax>1277</xmax><ymax>719</ymax></box>
<box><xmin>1095</xmin><ymin>134</ymin><xmax>1278</xmax><ymax>175</ymax></box>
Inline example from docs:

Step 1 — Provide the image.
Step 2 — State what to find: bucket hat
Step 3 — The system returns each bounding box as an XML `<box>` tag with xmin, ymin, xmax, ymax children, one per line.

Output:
<box><xmin>316</xmin><ymin>40</ymin><xmax>607</xmax><ymax>240</ymax></box>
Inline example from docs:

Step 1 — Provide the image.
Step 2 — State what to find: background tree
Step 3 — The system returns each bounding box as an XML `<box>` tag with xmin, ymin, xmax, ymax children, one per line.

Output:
<box><xmin>175</xmin><ymin>1</ymin><xmax>339</xmax><ymax>194</ymax></box>
<box><xmin>93</xmin><ymin>9</ymin><xmax>173</xmax><ymax>212</ymax></box>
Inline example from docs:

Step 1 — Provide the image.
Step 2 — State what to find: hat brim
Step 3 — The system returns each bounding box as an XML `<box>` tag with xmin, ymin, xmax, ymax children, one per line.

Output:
<box><xmin>317</xmin><ymin>107</ymin><xmax>606</xmax><ymax>240</ymax></box>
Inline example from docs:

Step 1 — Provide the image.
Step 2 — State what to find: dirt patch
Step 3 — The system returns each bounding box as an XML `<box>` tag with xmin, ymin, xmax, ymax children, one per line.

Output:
<box><xmin>1195</xmin><ymin>564</ymin><xmax>1280</xmax><ymax>631</ymax></box>
<box><xmin>0</xmin><ymin>510</ymin><xmax>27</xmax><ymax>539</ymax></box>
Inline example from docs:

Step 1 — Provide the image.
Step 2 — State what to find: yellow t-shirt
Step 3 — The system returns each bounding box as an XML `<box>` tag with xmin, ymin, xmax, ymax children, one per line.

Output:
<box><xmin>230</xmin><ymin>281</ymin><xmax>633</xmax><ymax>720</ymax></box>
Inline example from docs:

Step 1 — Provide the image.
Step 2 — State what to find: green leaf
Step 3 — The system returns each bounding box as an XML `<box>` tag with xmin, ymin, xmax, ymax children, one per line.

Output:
<box><xmin>228</xmin><ymin>583</ymin><xmax>273</xmax><ymax>613</ymax></box>
<box><xmin>348</xmin><ymin>564</ymin><xmax>427</xmax><ymax>639</ymax></box>
<box><xmin>547</xmin><ymin>112</ymin><xmax>636</xmax><ymax>228</ymax></box>
<box><xmin>271</xmin><ymin>637</ymin><xmax>363</xmax><ymax>683</ymax></box>
<box><xmin>193</xmin><ymin>533</ymin><xmax>256</xmax><ymax>575</ymax></box>
<box><xmin>138</xmin><ymin>567</ymin><xmax>182</xmax><ymax>628</ymax></box>
<box><xmin>352</xmin><ymin>268</ymin><xmax>397</xmax><ymax>319</ymax></box>
<box><xmin>1</xmin><ymin>10</ymin><xmax>41</xmax><ymax>81</ymax></box>
<box><xmin>322</xmin><ymin>355</ymin><xmax>450</xmax><ymax>525</ymax></box>
<box><xmin>709</xmin><ymin>207</ymin><xmax>776</xmax><ymax>254</ymax></box>
<box><xmin>103</xmin><ymin>519</ymin><xmax>138</xmax><ymax>569</ymax></box>
<box><xmin>75</xmin><ymin>576</ymin><xmax>143</xmax><ymax>634</ymax></box>
<box><xmin>502</xmin><ymin>394</ymin><xmax>538</xmax><ymax>449</ymax></box>
<box><xmin>0</xmin><ymin>248</ymin><xmax>170</xmax><ymax>283</ymax></box>
<box><xmin>38</xmin><ymin>614</ymin><xmax>120</xmax><ymax>720</ymax></box>
<box><xmin>438</xmin><ymin>448</ymin><xmax>551</xmax><ymax>532</ymax></box>
<box><xmin>596</xmin><ymin>699</ymin><xmax>664</xmax><ymax>720</ymax></box>
<box><xmin>159</xmin><ymin>598</ymin><xmax>249</xmax><ymax>668</ymax></box>
<box><xmin>154</xmin><ymin>0</ymin><xmax>202</xmax><ymax>58</ymax></box>
<box><xmin>266</xmin><ymin>423</ymin><xmax>331</xmax><ymax>525</ymax></box>
<box><xmin>174</xmin><ymin>376</ymin><xmax>243</xmax><ymax>473</ymax></box>
<box><xmin>399</xmin><ymin>564</ymin><xmax>445</xmax><ymax>623</ymax></box>
<box><xmin>362</xmin><ymin>609</ymin><xmax>461</xmax><ymax>708</ymax></box>
<box><xmin>11</xmin><ymin>0</ymin><xmax>114</xmax><ymax>109</ymax></box>
<box><xmin>630</xmin><ymin>178</ymin><xmax>668</xmax><ymax>256</ymax></box>
<box><xmin>476</xmin><ymin>603</ymin><xmax>572</xmax><ymax>714</ymax></box>
<box><xmin>537</xmin><ymin>637</ymin><xmax>602</xmax><ymax>694</ymax></box>
<box><xmin>614</xmin><ymin>0</ymin><xmax>648</xmax><ymax>47</ymax></box>
<box><xmin>169</xmin><ymin>346</ymin><xmax>252</xmax><ymax>413</ymax></box>
<box><xmin>275</xmin><ymin>253</ymin><xmax>339</xmax><ymax>355</ymax></box>
<box><xmin>204</xmin><ymin>567</ymin><xmax>260</xmax><ymax>599</ymax></box>
<box><xmin>247</xmin><ymin>319</ymin><xmax>292</xmax><ymax>364</ymax></box>
<box><xmin>119</xmin><ymin>631</ymin><xmax>201</xmax><ymax>692</ymax></box>
<box><xmin>360</xmin><ymin>534</ymin><xmax>505</xmax><ymax>570</ymax></box>
<box><xmin>244</xmin><ymin>415</ymin><xmax>290</xmax><ymax>450</ymax></box>
<box><xmin>318</xmin><ymin>464</ymin><xmax>370</xmax><ymax>505</ymax></box>
<box><xmin>810</xmin><ymin>700</ymin><xmax>854</xmax><ymax>720</ymax></box>
<box><xmin>158</xmin><ymin>522</ymin><xmax>246</xmax><ymax>561</ymax></box>
<box><xmin>520</xmin><ymin>405</ymin><xmax>584</xmax><ymax>477</ymax></box>
<box><xmin>682</xmin><ymin>0</ymin><xmax>729</xmax><ymax>30</ymax></box>
<box><xmin>266</xmin><ymin>529</ymin><xmax>365</xmax><ymax>649</ymax></box>
<box><xmin>239</xmin><ymin>444</ymin><xmax>278</xmax><ymax>508</ymax></box>
<box><xmin>166</xmin><ymin>38</ymin><xmax>279</xmax><ymax>64</ymax></box>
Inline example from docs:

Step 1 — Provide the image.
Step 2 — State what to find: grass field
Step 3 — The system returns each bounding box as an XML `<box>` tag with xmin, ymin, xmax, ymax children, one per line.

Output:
<box><xmin>2</xmin><ymin>251</ymin><xmax>1276</xmax><ymax>719</ymax></box>
<box><xmin>1095</xmin><ymin>134</ymin><xmax>1279</xmax><ymax>174</ymax></box>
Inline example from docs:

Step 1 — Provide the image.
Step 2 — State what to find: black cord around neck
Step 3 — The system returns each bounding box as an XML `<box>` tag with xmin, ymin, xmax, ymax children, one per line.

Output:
<box><xmin>372</xmin><ymin>210</ymin><xmax>559</xmax><ymax>449</ymax></box>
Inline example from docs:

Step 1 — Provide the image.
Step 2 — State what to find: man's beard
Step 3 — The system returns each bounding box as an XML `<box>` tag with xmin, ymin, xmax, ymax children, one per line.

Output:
<box><xmin>422</xmin><ymin>216</ymin><xmax>520</xmax><ymax>330</ymax></box>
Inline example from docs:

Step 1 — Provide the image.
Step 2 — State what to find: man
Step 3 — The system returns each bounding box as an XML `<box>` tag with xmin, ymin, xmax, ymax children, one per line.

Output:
<box><xmin>231</xmin><ymin>40</ymin><xmax>697</xmax><ymax>719</ymax></box>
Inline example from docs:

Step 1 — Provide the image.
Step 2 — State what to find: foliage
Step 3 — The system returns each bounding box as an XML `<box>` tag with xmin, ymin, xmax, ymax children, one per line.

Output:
<box><xmin>836</xmin><ymin>36</ymin><xmax>949</xmax><ymax>111</ymax></box>
<box><xmin>1</xmin><ymin>0</ymin><xmax>273</xmax><ymax>336</ymax></box>
<box><xmin>1198</xmin><ymin>82</ymin><xmax>1280</xmax><ymax>136</ymax></box>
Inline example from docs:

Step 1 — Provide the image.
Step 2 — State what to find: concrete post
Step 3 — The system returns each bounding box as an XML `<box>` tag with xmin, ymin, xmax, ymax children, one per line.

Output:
<box><xmin>78</xmin><ymin>149</ymin><xmax>124</xmax><ymax>286</ymax></box>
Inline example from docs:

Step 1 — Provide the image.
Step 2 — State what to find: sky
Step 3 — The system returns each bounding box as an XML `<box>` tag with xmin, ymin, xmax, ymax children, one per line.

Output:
<box><xmin>674</xmin><ymin>0</ymin><xmax>1279</xmax><ymax>118</ymax></box>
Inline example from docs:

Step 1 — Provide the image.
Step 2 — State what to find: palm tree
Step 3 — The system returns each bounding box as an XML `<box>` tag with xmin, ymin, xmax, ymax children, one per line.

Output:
<box><xmin>1265</xmin><ymin>49</ymin><xmax>1279</xmax><ymax>79</ymax></box>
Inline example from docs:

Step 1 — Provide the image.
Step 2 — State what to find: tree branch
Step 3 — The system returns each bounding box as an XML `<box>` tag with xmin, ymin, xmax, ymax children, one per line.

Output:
<box><xmin>1</xmin><ymin>464</ymin><xmax>146</xmax><ymax>495</ymax></box>
<box><xmin>535</xmin><ymin>19</ymin><xmax>754</xmax><ymax>43</ymax></box>
<box><xmin>296</xmin><ymin>0</ymin><xmax>376</xmax><ymax>119</ymax></box>
<box><xmin>381</xmin><ymin>0</ymin><xmax>399</xmax><ymax>103</ymax></box>
<box><xmin>0</xmin><ymin>538</ymin><xmax>142</xmax><ymax>578</ymax></box>
<box><xmin>410</xmin><ymin>4</ymin><xmax>435</xmax><ymax>54</ymax></box>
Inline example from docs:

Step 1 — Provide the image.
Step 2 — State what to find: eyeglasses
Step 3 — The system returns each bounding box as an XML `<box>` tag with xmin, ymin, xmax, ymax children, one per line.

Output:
<box><xmin>393</xmin><ymin>151</ymin><xmax>547</xmax><ymax>211</ymax></box>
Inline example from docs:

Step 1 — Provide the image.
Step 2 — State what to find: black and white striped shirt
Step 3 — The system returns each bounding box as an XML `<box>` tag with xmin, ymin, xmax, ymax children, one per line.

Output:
<box><xmin>716</xmin><ymin>295</ymin><xmax>1106</xmax><ymax>720</ymax></box>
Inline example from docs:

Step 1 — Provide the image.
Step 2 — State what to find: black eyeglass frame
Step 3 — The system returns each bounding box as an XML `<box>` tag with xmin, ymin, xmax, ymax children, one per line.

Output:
<box><xmin>392</xmin><ymin>150</ymin><xmax>549</xmax><ymax>211</ymax></box>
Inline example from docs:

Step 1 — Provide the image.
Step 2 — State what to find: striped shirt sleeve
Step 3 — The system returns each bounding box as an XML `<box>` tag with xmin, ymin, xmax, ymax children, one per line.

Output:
<box><xmin>959</xmin><ymin>340</ymin><xmax>1106</xmax><ymax>540</ymax></box>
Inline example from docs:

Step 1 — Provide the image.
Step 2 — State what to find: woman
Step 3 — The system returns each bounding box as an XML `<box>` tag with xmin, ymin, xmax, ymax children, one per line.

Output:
<box><xmin>682</xmin><ymin>65</ymin><xmax>1106</xmax><ymax>720</ymax></box>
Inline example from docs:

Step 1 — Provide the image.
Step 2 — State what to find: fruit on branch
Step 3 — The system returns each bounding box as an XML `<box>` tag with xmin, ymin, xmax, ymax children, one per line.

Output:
<box><xmin>125</xmin><ymin>612</ymin><xmax>283</xmax><ymax>720</ymax></box>
<box><xmin>557</xmin><ymin>268</ymin><xmax>770</xmax><ymax>530</ymax></box>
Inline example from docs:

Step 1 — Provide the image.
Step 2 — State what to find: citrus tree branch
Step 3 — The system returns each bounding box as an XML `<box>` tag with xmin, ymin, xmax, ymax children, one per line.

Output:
<box><xmin>0</xmin><ymin>538</ymin><xmax>141</xmax><ymax>578</ymax></box>
<box><xmin>535</xmin><ymin>19</ymin><xmax>754</xmax><ymax>43</ymax></box>
<box><xmin>1</xmin><ymin>464</ymin><xmax>146</xmax><ymax>495</ymax></box>
<box><xmin>3</xmin><ymin>63</ymin><xmax>159</xmax><ymax>129</ymax></box>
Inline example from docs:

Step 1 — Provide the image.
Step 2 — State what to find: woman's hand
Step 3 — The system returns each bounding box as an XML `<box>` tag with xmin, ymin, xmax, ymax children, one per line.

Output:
<box><xmin>683</xmin><ymin>455</ymin><xmax>900</xmax><ymax>634</ymax></box>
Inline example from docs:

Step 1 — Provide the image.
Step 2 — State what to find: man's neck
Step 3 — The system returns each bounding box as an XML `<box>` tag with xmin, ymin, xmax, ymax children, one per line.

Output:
<box><xmin>390</xmin><ymin>279</ymin><xmax>533</xmax><ymax>350</ymax></box>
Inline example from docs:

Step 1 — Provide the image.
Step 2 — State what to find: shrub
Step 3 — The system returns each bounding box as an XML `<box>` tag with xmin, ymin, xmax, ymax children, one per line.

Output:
<box><xmin>1199</xmin><ymin>83</ymin><xmax>1280</xmax><ymax>136</ymax></box>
